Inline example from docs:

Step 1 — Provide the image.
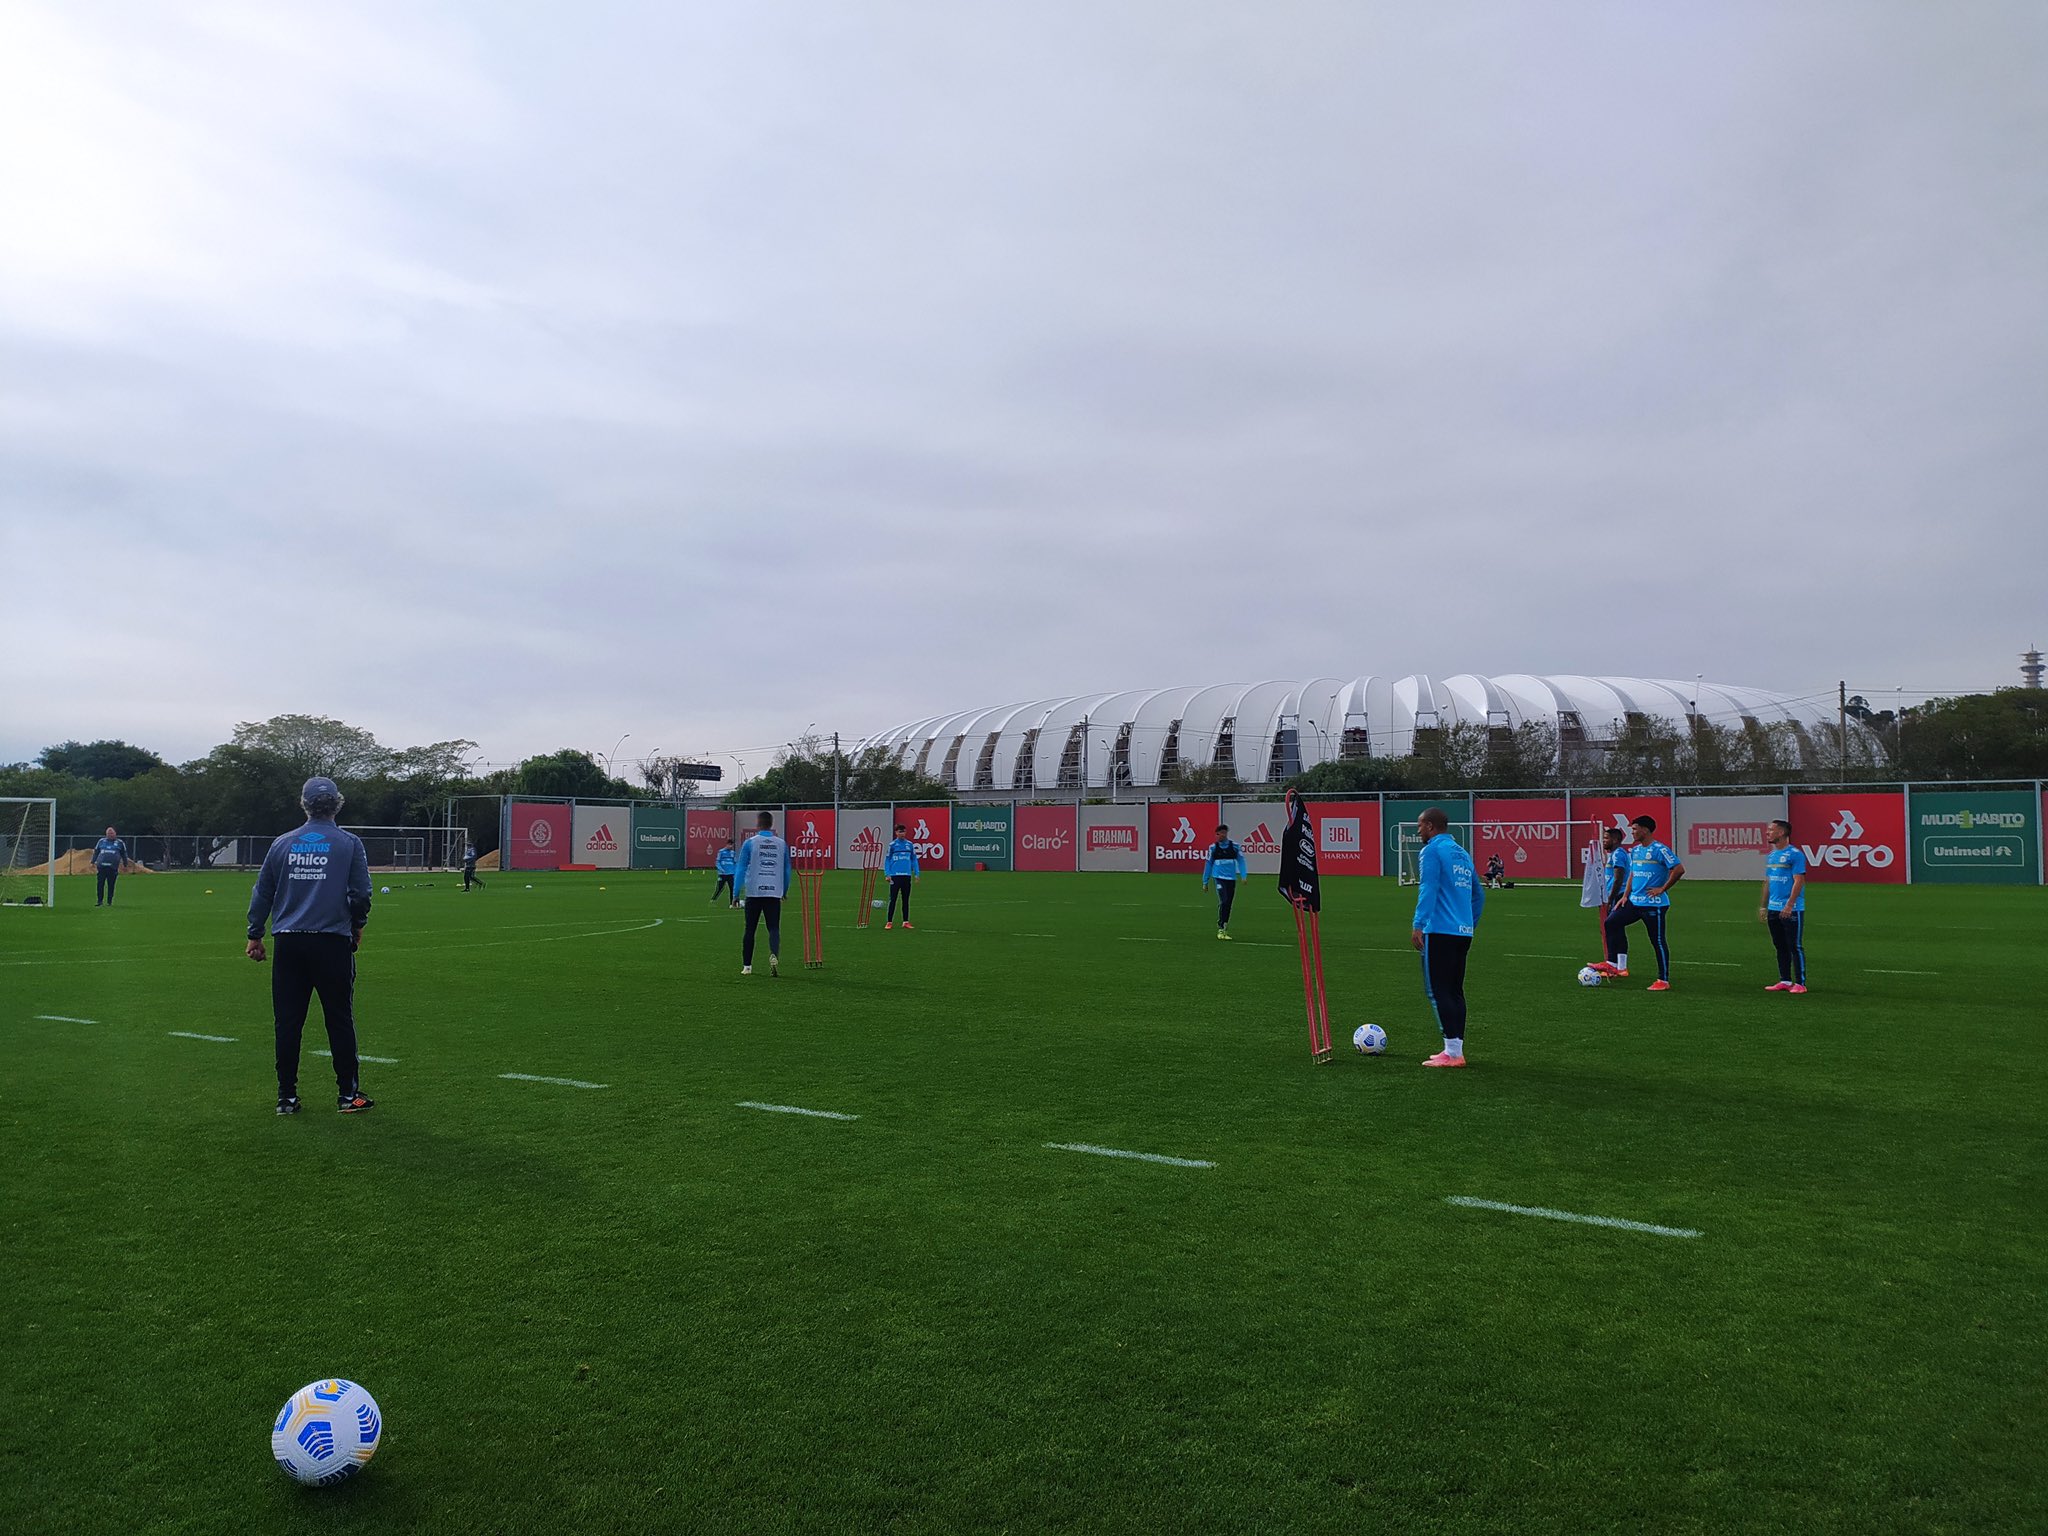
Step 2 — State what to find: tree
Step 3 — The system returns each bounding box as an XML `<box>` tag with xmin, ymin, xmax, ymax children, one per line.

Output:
<box><xmin>513</xmin><ymin>749</ymin><xmax>639</xmax><ymax>800</ymax></box>
<box><xmin>1168</xmin><ymin>761</ymin><xmax>1241</xmax><ymax>795</ymax></box>
<box><xmin>1285</xmin><ymin>756</ymin><xmax>1416</xmax><ymax>795</ymax></box>
<box><xmin>388</xmin><ymin>740</ymin><xmax>480</xmax><ymax>781</ymax></box>
<box><xmin>1894</xmin><ymin>689</ymin><xmax>2048</xmax><ymax>781</ymax></box>
<box><xmin>231</xmin><ymin>715</ymin><xmax>391</xmax><ymax>780</ymax></box>
<box><xmin>37</xmin><ymin>740</ymin><xmax>166</xmax><ymax>781</ymax></box>
<box><xmin>641</xmin><ymin>754</ymin><xmax>716</xmax><ymax>803</ymax></box>
<box><xmin>725</xmin><ymin>742</ymin><xmax>952</xmax><ymax>807</ymax></box>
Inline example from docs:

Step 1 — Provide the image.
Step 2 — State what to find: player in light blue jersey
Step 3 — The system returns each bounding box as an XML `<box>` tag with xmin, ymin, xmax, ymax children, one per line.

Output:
<box><xmin>712</xmin><ymin>839</ymin><xmax>737</xmax><ymax>906</ymax></box>
<box><xmin>91</xmin><ymin>826</ymin><xmax>128</xmax><ymax>906</ymax></box>
<box><xmin>1588</xmin><ymin>826</ymin><xmax>1632</xmax><ymax>976</ymax></box>
<box><xmin>1201</xmin><ymin>824</ymin><xmax>1247</xmax><ymax>938</ymax></box>
<box><xmin>1601</xmin><ymin>815</ymin><xmax>1684</xmax><ymax>989</ymax></box>
<box><xmin>883</xmin><ymin>824</ymin><xmax>919</xmax><ymax>929</ymax></box>
<box><xmin>733</xmin><ymin>812</ymin><xmax>793</xmax><ymax>976</ymax></box>
<box><xmin>1410</xmin><ymin>808</ymin><xmax>1485</xmax><ymax>1067</ymax></box>
<box><xmin>1760</xmin><ymin>818</ymin><xmax>1809</xmax><ymax>993</ymax></box>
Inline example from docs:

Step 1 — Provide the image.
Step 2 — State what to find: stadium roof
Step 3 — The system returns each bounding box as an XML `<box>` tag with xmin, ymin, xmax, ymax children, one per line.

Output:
<box><xmin>857</xmin><ymin>675</ymin><xmax>1873</xmax><ymax>792</ymax></box>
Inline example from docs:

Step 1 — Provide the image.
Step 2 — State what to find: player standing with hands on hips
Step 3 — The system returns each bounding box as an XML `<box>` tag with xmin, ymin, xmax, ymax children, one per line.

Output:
<box><xmin>734</xmin><ymin>811</ymin><xmax>794</xmax><ymax>976</ymax></box>
<box><xmin>1411</xmin><ymin>808</ymin><xmax>1484</xmax><ymax>1068</ymax></box>
<box><xmin>883</xmin><ymin>823</ymin><xmax>919</xmax><ymax>929</ymax></box>
<box><xmin>1602</xmin><ymin>815</ymin><xmax>1685</xmax><ymax>990</ymax></box>
<box><xmin>1760</xmin><ymin>818</ymin><xmax>1809</xmax><ymax>993</ymax></box>
<box><xmin>246</xmin><ymin>777</ymin><xmax>375</xmax><ymax>1115</ymax></box>
<box><xmin>1202</xmin><ymin>823</ymin><xmax>1247</xmax><ymax>939</ymax></box>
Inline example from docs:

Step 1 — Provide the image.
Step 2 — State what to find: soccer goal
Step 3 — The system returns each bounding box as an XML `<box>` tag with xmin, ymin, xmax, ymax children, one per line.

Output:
<box><xmin>0</xmin><ymin>797</ymin><xmax>58</xmax><ymax>908</ymax></box>
<box><xmin>1395</xmin><ymin>821</ymin><xmax>1597</xmax><ymax>887</ymax></box>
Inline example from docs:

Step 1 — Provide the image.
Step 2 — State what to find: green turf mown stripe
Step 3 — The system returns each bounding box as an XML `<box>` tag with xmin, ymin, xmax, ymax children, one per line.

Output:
<box><xmin>1046</xmin><ymin>1142</ymin><xmax>1215</xmax><ymax>1169</ymax></box>
<box><xmin>1445</xmin><ymin>1196</ymin><xmax>1700</xmax><ymax>1239</ymax></box>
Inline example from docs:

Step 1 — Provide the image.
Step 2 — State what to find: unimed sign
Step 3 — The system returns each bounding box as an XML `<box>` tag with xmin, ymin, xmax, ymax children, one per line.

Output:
<box><xmin>1016</xmin><ymin>805</ymin><xmax>1076</xmax><ymax>871</ymax></box>
<box><xmin>952</xmin><ymin>805</ymin><xmax>1013</xmax><ymax>871</ymax></box>
<box><xmin>1909</xmin><ymin>789</ymin><xmax>2039</xmax><ymax>885</ymax></box>
<box><xmin>1473</xmin><ymin>798</ymin><xmax>1569</xmax><ymax>878</ymax></box>
<box><xmin>630</xmin><ymin>806</ymin><xmax>685</xmax><ymax>869</ymax></box>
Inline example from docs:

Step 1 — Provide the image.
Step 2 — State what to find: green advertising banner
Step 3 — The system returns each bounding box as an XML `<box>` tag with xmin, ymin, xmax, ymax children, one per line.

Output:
<box><xmin>1382</xmin><ymin>794</ymin><xmax>1472</xmax><ymax>873</ymax></box>
<box><xmin>630</xmin><ymin>805</ymin><xmax>687</xmax><ymax>869</ymax></box>
<box><xmin>952</xmin><ymin>805</ymin><xmax>1014</xmax><ymax>871</ymax></box>
<box><xmin>1907</xmin><ymin>789</ymin><xmax>2039</xmax><ymax>885</ymax></box>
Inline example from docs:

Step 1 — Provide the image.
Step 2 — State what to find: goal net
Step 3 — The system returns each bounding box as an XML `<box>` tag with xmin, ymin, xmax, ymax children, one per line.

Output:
<box><xmin>1395</xmin><ymin>821</ymin><xmax>1596</xmax><ymax>887</ymax></box>
<box><xmin>0</xmin><ymin>798</ymin><xmax>57</xmax><ymax>908</ymax></box>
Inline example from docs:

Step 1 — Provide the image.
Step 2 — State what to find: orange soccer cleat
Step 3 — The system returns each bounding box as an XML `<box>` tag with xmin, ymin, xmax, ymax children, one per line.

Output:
<box><xmin>1647</xmin><ymin>979</ymin><xmax>1672</xmax><ymax>992</ymax></box>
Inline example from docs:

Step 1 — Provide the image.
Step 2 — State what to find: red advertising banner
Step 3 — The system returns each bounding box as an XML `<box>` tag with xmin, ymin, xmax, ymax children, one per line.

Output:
<box><xmin>1148</xmin><ymin>801</ymin><xmax>1217</xmax><ymax>871</ymax></box>
<box><xmin>1308</xmin><ymin>800</ymin><xmax>1382</xmax><ymax>876</ymax></box>
<box><xmin>1789</xmin><ymin>791</ymin><xmax>1907</xmax><ymax>883</ymax></box>
<box><xmin>507</xmin><ymin>802</ymin><xmax>571</xmax><ymax>870</ymax></box>
<box><xmin>1473</xmin><ymin>797</ymin><xmax>1571</xmax><ymax>878</ymax></box>
<box><xmin>785</xmin><ymin>807</ymin><xmax>837</xmax><ymax>869</ymax></box>
<box><xmin>1568</xmin><ymin>794</ymin><xmax>1673</xmax><ymax>884</ymax></box>
<box><xmin>896</xmin><ymin>806</ymin><xmax>951</xmax><ymax>866</ymax></box>
<box><xmin>1016</xmin><ymin>804</ymin><xmax>1078</xmax><ymax>871</ymax></box>
<box><xmin>686</xmin><ymin>809</ymin><xmax>736</xmax><ymax>870</ymax></box>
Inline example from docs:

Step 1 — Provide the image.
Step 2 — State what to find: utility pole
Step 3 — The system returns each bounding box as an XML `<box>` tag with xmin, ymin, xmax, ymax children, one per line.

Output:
<box><xmin>832</xmin><ymin>731</ymin><xmax>841</xmax><ymax>819</ymax></box>
<box><xmin>1080</xmin><ymin>715</ymin><xmax>1090</xmax><ymax>802</ymax></box>
<box><xmin>1838</xmin><ymin>680</ymin><xmax>1848</xmax><ymax>778</ymax></box>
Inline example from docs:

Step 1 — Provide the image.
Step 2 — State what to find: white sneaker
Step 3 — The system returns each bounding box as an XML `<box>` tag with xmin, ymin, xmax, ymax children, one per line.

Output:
<box><xmin>740</xmin><ymin>965</ymin><xmax>752</xmax><ymax>975</ymax></box>
<box><xmin>769</xmin><ymin>955</ymin><xmax>779</xmax><ymax>977</ymax></box>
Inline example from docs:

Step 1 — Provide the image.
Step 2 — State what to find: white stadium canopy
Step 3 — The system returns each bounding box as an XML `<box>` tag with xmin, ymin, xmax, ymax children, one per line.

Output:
<box><xmin>857</xmin><ymin>675</ymin><xmax>1873</xmax><ymax>793</ymax></box>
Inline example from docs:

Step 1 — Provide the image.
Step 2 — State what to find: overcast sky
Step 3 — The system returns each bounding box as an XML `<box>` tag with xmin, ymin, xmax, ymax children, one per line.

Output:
<box><xmin>3</xmin><ymin>1</ymin><xmax>2043</xmax><ymax>777</ymax></box>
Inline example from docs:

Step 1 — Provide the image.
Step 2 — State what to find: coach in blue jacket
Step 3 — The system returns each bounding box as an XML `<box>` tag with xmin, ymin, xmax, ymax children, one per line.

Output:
<box><xmin>246</xmin><ymin>777</ymin><xmax>375</xmax><ymax>1115</ymax></box>
<box><xmin>1410</xmin><ymin>807</ymin><xmax>1484</xmax><ymax>1069</ymax></box>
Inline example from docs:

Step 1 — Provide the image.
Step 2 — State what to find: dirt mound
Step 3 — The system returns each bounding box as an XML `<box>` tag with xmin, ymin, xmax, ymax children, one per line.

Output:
<box><xmin>28</xmin><ymin>850</ymin><xmax>151</xmax><ymax>876</ymax></box>
<box><xmin>478</xmin><ymin>850</ymin><xmax>501</xmax><ymax>870</ymax></box>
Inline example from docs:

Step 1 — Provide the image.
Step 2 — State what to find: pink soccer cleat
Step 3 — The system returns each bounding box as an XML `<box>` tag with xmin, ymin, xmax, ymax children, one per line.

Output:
<box><xmin>1789</xmin><ymin>984</ymin><xmax>1808</xmax><ymax>994</ymax></box>
<box><xmin>1421</xmin><ymin>1051</ymin><xmax>1468</xmax><ymax>1068</ymax></box>
<box><xmin>1765</xmin><ymin>981</ymin><xmax>1793</xmax><ymax>992</ymax></box>
<box><xmin>1647</xmin><ymin>979</ymin><xmax>1671</xmax><ymax>992</ymax></box>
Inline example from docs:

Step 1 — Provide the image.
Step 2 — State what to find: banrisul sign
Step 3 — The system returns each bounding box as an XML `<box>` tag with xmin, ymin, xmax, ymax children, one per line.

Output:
<box><xmin>952</xmin><ymin>805</ymin><xmax>1013</xmax><ymax>871</ymax></box>
<box><xmin>1908</xmin><ymin>789</ymin><xmax>2039</xmax><ymax>885</ymax></box>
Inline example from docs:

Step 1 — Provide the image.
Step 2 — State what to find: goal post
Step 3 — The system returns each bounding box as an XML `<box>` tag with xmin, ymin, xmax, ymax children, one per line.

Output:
<box><xmin>0</xmin><ymin>797</ymin><xmax>58</xmax><ymax>908</ymax></box>
<box><xmin>1395</xmin><ymin>820</ymin><xmax>1598</xmax><ymax>887</ymax></box>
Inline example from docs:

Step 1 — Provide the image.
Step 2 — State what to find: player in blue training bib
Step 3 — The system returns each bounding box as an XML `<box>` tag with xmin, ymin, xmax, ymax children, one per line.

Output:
<box><xmin>1760</xmin><ymin>817</ymin><xmax>1809</xmax><ymax>992</ymax></box>
<box><xmin>1601</xmin><ymin>815</ymin><xmax>1685</xmax><ymax>987</ymax></box>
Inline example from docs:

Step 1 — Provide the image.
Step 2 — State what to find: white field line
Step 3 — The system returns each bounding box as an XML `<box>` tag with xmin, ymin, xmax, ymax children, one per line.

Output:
<box><xmin>34</xmin><ymin>1014</ymin><xmax>97</xmax><ymax>1023</ymax></box>
<box><xmin>1866</xmin><ymin>968</ymin><xmax>1938</xmax><ymax>975</ymax></box>
<box><xmin>499</xmin><ymin>1073</ymin><xmax>607</xmax><ymax>1089</ymax></box>
<box><xmin>736</xmin><ymin>1101</ymin><xmax>858</xmax><ymax>1121</ymax></box>
<box><xmin>1046</xmin><ymin>1142</ymin><xmax>1215</xmax><ymax>1169</ymax></box>
<box><xmin>1118</xmin><ymin>936</ymin><xmax>1171</xmax><ymax>944</ymax></box>
<box><xmin>1446</xmin><ymin>1195</ymin><xmax>1699</xmax><ymax>1239</ymax></box>
<box><xmin>168</xmin><ymin>1031</ymin><xmax>236</xmax><ymax>1042</ymax></box>
<box><xmin>1011</xmin><ymin>932</ymin><xmax>1057</xmax><ymax>938</ymax></box>
<box><xmin>317</xmin><ymin>1049</ymin><xmax>399</xmax><ymax>1064</ymax></box>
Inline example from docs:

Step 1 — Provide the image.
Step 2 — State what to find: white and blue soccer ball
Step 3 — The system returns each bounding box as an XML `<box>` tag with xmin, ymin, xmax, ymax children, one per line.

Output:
<box><xmin>272</xmin><ymin>1378</ymin><xmax>382</xmax><ymax>1486</ymax></box>
<box><xmin>379</xmin><ymin>886</ymin><xmax>391</xmax><ymax>894</ymax></box>
<box><xmin>1352</xmin><ymin>1023</ymin><xmax>1387</xmax><ymax>1055</ymax></box>
<box><xmin>1576</xmin><ymin>965</ymin><xmax>1603</xmax><ymax>987</ymax></box>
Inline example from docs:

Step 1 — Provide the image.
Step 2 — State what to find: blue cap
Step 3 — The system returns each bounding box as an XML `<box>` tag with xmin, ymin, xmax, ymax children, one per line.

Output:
<box><xmin>301</xmin><ymin>776</ymin><xmax>343</xmax><ymax>811</ymax></box>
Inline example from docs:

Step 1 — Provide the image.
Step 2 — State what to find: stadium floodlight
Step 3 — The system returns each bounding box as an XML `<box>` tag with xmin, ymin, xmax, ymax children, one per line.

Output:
<box><xmin>0</xmin><ymin>798</ymin><xmax>58</xmax><ymax>908</ymax></box>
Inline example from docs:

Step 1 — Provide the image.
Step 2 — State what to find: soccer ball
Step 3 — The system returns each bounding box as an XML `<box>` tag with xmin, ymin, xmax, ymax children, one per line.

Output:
<box><xmin>1576</xmin><ymin>966</ymin><xmax>1603</xmax><ymax>987</ymax></box>
<box><xmin>272</xmin><ymin>1379</ymin><xmax>382</xmax><ymax>1486</ymax></box>
<box><xmin>1353</xmin><ymin>1023</ymin><xmax>1387</xmax><ymax>1054</ymax></box>
<box><xmin>379</xmin><ymin>886</ymin><xmax>391</xmax><ymax>894</ymax></box>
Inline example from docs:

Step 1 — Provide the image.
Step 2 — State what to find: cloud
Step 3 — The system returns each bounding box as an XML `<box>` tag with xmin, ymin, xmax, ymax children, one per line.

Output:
<box><xmin>3</xmin><ymin>0</ymin><xmax>2043</xmax><ymax>771</ymax></box>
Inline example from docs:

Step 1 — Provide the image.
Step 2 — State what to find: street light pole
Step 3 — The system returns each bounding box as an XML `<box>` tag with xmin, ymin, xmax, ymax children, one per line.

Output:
<box><xmin>603</xmin><ymin>732</ymin><xmax>630</xmax><ymax>775</ymax></box>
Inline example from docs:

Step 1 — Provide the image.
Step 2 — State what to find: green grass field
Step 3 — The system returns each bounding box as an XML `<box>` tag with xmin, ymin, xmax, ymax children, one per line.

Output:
<box><xmin>3</xmin><ymin>868</ymin><xmax>2044</xmax><ymax>1534</ymax></box>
